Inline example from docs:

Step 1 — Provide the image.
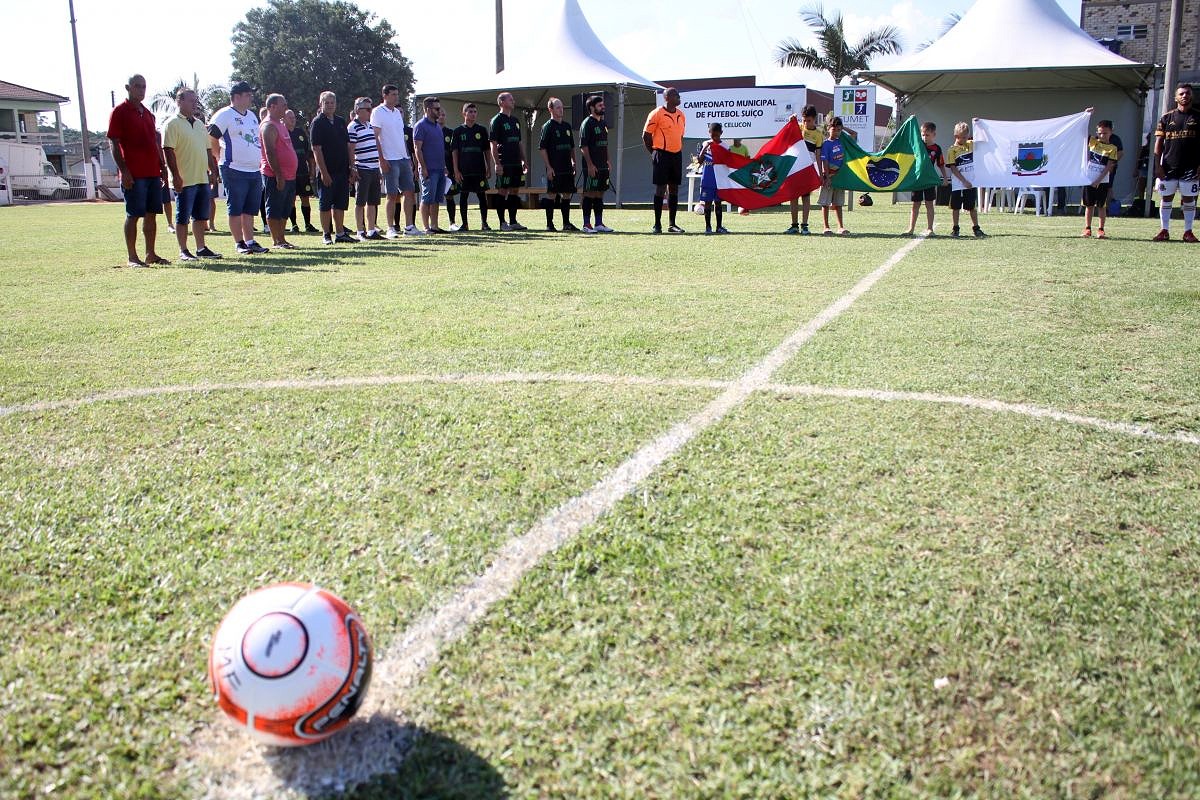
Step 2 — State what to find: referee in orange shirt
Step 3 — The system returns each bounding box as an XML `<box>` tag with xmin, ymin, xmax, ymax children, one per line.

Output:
<box><xmin>643</xmin><ymin>87</ymin><xmax>686</xmax><ymax>233</ymax></box>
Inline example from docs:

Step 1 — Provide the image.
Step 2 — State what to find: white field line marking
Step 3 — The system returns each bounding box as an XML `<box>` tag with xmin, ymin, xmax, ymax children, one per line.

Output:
<box><xmin>0</xmin><ymin>373</ymin><xmax>729</xmax><ymax>418</ymax></box>
<box><xmin>190</xmin><ymin>237</ymin><xmax>928</xmax><ymax>798</ymax></box>
<box><xmin>762</xmin><ymin>384</ymin><xmax>1200</xmax><ymax>447</ymax></box>
<box><xmin>4</xmin><ymin>369</ymin><xmax>1197</xmax><ymax>448</ymax></box>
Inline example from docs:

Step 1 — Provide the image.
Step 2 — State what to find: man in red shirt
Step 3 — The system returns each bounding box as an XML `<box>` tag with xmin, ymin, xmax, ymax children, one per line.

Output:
<box><xmin>107</xmin><ymin>74</ymin><xmax>170</xmax><ymax>267</ymax></box>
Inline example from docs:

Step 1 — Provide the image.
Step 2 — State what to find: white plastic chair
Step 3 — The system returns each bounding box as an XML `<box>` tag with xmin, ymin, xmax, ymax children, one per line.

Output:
<box><xmin>1013</xmin><ymin>187</ymin><xmax>1044</xmax><ymax>215</ymax></box>
<box><xmin>981</xmin><ymin>187</ymin><xmax>1013</xmax><ymax>213</ymax></box>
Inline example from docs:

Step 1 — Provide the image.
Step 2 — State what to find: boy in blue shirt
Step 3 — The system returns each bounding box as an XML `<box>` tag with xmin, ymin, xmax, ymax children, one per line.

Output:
<box><xmin>819</xmin><ymin>117</ymin><xmax>849</xmax><ymax>235</ymax></box>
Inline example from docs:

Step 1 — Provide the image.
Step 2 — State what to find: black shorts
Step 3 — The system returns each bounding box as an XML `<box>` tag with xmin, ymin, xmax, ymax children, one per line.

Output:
<box><xmin>458</xmin><ymin>174</ymin><xmax>489</xmax><ymax>194</ymax></box>
<box><xmin>317</xmin><ymin>173</ymin><xmax>350</xmax><ymax>212</ymax></box>
<box><xmin>584</xmin><ymin>169</ymin><xmax>610</xmax><ymax>193</ymax></box>
<box><xmin>497</xmin><ymin>164</ymin><xmax>525</xmax><ymax>189</ymax></box>
<box><xmin>652</xmin><ymin>149</ymin><xmax>683</xmax><ymax>187</ymax></box>
<box><xmin>295</xmin><ymin>173</ymin><xmax>314</xmax><ymax>198</ymax></box>
<box><xmin>355</xmin><ymin>168</ymin><xmax>382</xmax><ymax>206</ymax></box>
<box><xmin>950</xmin><ymin>189</ymin><xmax>976</xmax><ymax>210</ymax></box>
<box><xmin>547</xmin><ymin>170</ymin><xmax>576</xmax><ymax>194</ymax></box>
<box><xmin>1082</xmin><ymin>184</ymin><xmax>1110</xmax><ymax>208</ymax></box>
<box><xmin>911</xmin><ymin>187</ymin><xmax>937</xmax><ymax>203</ymax></box>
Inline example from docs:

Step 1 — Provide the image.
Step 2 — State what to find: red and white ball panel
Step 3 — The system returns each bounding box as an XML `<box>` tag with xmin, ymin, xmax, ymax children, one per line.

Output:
<box><xmin>208</xmin><ymin>582</ymin><xmax>372</xmax><ymax>747</ymax></box>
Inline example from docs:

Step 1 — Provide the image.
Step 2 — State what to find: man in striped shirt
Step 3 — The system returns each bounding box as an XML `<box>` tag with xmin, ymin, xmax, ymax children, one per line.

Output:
<box><xmin>348</xmin><ymin>97</ymin><xmax>383</xmax><ymax>240</ymax></box>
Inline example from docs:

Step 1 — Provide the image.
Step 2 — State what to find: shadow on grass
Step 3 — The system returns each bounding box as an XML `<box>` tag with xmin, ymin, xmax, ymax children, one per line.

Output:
<box><xmin>261</xmin><ymin>716</ymin><xmax>508</xmax><ymax>799</ymax></box>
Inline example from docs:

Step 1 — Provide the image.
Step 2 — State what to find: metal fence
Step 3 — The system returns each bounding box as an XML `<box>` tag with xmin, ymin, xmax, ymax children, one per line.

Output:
<box><xmin>0</xmin><ymin>174</ymin><xmax>97</xmax><ymax>204</ymax></box>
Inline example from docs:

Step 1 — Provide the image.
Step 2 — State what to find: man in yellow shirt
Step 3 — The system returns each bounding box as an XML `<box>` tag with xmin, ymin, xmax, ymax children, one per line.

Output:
<box><xmin>643</xmin><ymin>87</ymin><xmax>686</xmax><ymax>233</ymax></box>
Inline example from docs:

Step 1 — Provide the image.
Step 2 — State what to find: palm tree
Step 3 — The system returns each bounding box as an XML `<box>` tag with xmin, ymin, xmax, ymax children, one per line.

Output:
<box><xmin>775</xmin><ymin>3</ymin><xmax>903</xmax><ymax>85</ymax></box>
<box><xmin>151</xmin><ymin>74</ymin><xmax>228</xmax><ymax>124</ymax></box>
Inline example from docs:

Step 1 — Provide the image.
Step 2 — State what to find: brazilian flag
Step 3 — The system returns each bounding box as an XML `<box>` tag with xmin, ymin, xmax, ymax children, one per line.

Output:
<box><xmin>832</xmin><ymin>116</ymin><xmax>941</xmax><ymax>193</ymax></box>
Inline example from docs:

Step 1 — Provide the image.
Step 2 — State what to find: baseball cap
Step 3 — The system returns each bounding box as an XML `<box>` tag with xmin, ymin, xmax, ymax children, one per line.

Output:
<box><xmin>230</xmin><ymin>81</ymin><xmax>254</xmax><ymax>96</ymax></box>
<box><xmin>354</xmin><ymin>98</ymin><xmax>372</xmax><ymax>110</ymax></box>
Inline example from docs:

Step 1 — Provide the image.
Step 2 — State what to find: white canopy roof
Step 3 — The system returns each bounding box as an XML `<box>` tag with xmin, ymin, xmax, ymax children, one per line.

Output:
<box><xmin>424</xmin><ymin>0</ymin><xmax>660</xmax><ymax>107</ymax></box>
<box><xmin>859</xmin><ymin>0</ymin><xmax>1154</xmax><ymax>95</ymax></box>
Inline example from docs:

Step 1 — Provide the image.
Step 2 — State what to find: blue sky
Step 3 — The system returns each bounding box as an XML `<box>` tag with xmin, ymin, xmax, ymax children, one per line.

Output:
<box><xmin>4</xmin><ymin>0</ymin><xmax>1082</xmax><ymax>129</ymax></box>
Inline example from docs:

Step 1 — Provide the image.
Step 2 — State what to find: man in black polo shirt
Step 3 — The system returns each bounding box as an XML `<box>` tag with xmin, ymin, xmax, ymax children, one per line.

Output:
<box><xmin>490</xmin><ymin>92</ymin><xmax>527</xmax><ymax>231</ymax></box>
<box><xmin>538</xmin><ymin>97</ymin><xmax>578</xmax><ymax>232</ymax></box>
<box><xmin>452</xmin><ymin>102</ymin><xmax>494</xmax><ymax>231</ymax></box>
<box><xmin>579</xmin><ymin>94</ymin><xmax>612</xmax><ymax>233</ymax></box>
<box><xmin>309</xmin><ymin>91</ymin><xmax>355</xmax><ymax>244</ymax></box>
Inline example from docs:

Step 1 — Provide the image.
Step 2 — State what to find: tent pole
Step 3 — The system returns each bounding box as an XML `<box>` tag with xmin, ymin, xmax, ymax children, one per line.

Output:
<box><xmin>615</xmin><ymin>84</ymin><xmax>626</xmax><ymax>208</ymax></box>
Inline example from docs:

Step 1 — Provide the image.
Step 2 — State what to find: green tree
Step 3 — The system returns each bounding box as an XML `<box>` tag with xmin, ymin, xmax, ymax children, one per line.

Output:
<box><xmin>775</xmin><ymin>3</ymin><xmax>903</xmax><ymax>86</ymax></box>
<box><xmin>230</xmin><ymin>0</ymin><xmax>414</xmax><ymax>117</ymax></box>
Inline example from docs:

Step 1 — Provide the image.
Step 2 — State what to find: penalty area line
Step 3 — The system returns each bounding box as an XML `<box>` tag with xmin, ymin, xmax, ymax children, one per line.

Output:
<box><xmin>189</xmin><ymin>236</ymin><xmax>928</xmax><ymax>798</ymax></box>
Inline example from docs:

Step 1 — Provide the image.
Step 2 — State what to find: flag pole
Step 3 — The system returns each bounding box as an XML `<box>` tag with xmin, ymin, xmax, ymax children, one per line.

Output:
<box><xmin>495</xmin><ymin>0</ymin><xmax>504</xmax><ymax>74</ymax></box>
<box><xmin>68</xmin><ymin>0</ymin><xmax>94</xmax><ymax>199</ymax></box>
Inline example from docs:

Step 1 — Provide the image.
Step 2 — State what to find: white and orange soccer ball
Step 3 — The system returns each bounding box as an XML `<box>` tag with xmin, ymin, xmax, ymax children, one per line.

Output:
<box><xmin>208</xmin><ymin>582</ymin><xmax>372</xmax><ymax>747</ymax></box>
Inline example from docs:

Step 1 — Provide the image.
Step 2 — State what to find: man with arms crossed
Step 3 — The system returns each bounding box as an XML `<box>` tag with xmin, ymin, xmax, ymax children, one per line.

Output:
<box><xmin>538</xmin><ymin>97</ymin><xmax>578</xmax><ymax>232</ymax></box>
<box><xmin>491</xmin><ymin>91</ymin><xmax>528</xmax><ymax>231</ymax></box>
<box><xmin>372</xmin><ymin>84</ymin><xmax>420</xmax><ymax>238</ymax></box>
<box><xmin>452</xmin><ymin>103</ymin><xmax>494</xmax><ymax>231</ymax></box>
<box><xmin>643</xmin><ymin>87</ymin><xmax>686</xmax><ymax>233</ymax></box>
<box><xmin>162</xmin><ymin>89</ymin><xmax>221</xmax><ymax>261</ymax></box>
<box><xmin>413</xmin><ymin>96</ymin><xmax>447</xmax><ymax>234</ymax></box>
<box><xmin>107</xmin><ymin>74</ymin><xmax>170</xmax><ymax>266</ymax></box>
<box><xmin>209</xmin><ymin>81</ymin><xmax>268</xmax><ymax>254</ymax></box>
<box><xmin>1152</xmin><ymin>83</ymin><xmax>1199</xmax><ymax>243</ymax></box>
<box><xmin>310</xmin><ymin>91</ymin><xmax>355</xmax><ymax>245</ymax></box>
<box><xmin>579</xmin><ymin>94</ymin><xmax>613</xmax><ymax>233</ymax></box>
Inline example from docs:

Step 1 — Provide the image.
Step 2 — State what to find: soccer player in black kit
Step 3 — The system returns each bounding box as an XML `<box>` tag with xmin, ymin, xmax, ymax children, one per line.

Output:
<box><xmin>491</xmin><ymin>91</ymin><xmax>528</xmax><ymax>231</ymax></box>
<box><xmin>579</xmin><ymin>94</ymin><xmax>613</xmax><ymax>233</ymax></box>
<box><xmin>1152</xmin><ymin>83</ymin><xmax>1199</xmax><ymax>243</ymax></box>
<box><xmin>451</xmin><ymin>103</ymin><xmax>494</xmax><ymax>231</ymax></box>
<box><xmin>538</xmin><ymin>97</ymin><xmax>578</xmax><ymax>231</ymax></box>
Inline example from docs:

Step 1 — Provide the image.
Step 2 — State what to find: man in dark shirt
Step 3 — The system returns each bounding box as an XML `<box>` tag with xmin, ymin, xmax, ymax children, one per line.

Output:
<box><xmin>538</xmin><ymin>97</ymin><xmax>577</xmax><ymax>232</ymax></box>
<box><xmin>1152</xmin><ymin>83</ymin><xmax>1199</xmax><ymax>243</ymax></box>
<box><xmin>452</xmin><ymin>102</ymin><xmax>494</xmax><ymax>231</ymax></box>
<box><xmin>309</xmin><ymin>91</ymin><xmax>355</xmax><ymax>244</ymax></box>
<box><xmin>579</xmin><ymin>94</ymin><xmax>612</xmax><ymax>233</ymax></box>
<box><xmin>285</xmin><ymin>109</ymin><xmax>318</xmax><ymax>234</ymax></box>
<box><xmin>490</xmin><ymin>91</ymin><xmax>527</xmax><ymax>231</ymax></box>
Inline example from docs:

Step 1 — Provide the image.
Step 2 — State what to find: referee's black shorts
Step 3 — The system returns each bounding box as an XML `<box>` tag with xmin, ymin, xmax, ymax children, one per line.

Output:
<box><xmin>652</xmin><ymin>149</ymin><xmax>683</xmax><ymax>187</ymax></box>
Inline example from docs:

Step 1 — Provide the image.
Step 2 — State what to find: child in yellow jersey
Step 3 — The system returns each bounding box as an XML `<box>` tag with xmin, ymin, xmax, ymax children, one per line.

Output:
<box><xmin>945</xmin><ymin>121</ymin><xmax>985</xmax><ymax>238</ymax></box>
<box><xmin>785</xmin><ymin>105</ymin><xmax>824</xmax><ymax>234</ymax></box>
<box><xmin>1082</xmin><ymin>119</ymin><xmax>1120</xmax><ymax>238</ymax></box>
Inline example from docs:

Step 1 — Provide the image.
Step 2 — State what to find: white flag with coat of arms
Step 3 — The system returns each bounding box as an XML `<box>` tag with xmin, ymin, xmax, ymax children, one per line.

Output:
<box><xmin>970</xmin><ymin>111</ymin><xmax>1091</xmax><ymax>188</ymax></box>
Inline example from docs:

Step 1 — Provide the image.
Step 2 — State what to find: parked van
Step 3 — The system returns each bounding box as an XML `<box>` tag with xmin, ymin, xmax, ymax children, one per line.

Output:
<box><xmin>0</xmin><ymin>142</ymin><xmax>71</xmax><ymax>199</ymax></box>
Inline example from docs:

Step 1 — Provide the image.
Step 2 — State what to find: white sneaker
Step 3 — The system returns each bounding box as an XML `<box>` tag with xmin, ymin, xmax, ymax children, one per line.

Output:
<box><xmin>384</xmin><ymin>227</ymin><xmax>399</xmax><ymax>239</ymax></box>
<box><xmin>500</xmin><ymin>222</ymin><xmax>514</xmax><ymax>232</ymax></box>
<box><xmin>581</xmin><ymin>224</ymin><xmax>597</xmax><ymax>234</ymax></box>
<box><xmin>449</xmin><ymin>223</ymin><xmax>462</xmax><ymax>232</ymax></box>
<box><xmin>594</xmin><ymin>223</ymin><xmax>614</xmax><ymax>233</ymax></box>
<box><xmin>404</xmin><ymin>225</ymin><xmax>425</xmax><ymax>236</ymax></box>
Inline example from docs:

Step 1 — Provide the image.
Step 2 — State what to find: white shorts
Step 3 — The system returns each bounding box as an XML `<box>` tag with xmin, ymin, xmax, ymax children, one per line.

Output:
<box><xmin>1156</xmin><ymin>177</ymin><xmax>1200</xmax><ymax>197</ymax></box>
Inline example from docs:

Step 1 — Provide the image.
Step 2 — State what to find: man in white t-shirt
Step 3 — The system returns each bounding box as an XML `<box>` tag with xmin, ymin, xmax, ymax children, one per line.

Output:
<box><xmin>208</xmin><ymin>81</ymin><xmax>268</xmax><ymax>254</ymax></box>
<box><xmin>370</xmin><ymin>83</ymin><xmax>419</xmax><ymax>238</ymax></box>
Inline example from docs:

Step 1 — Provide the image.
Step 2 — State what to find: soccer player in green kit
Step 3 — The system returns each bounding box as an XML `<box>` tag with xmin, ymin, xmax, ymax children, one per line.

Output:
<box><xmin>538</xmin><ymin>97</ymin><xmax>578</xmax><ymax>231</ymax></box>
<box><xmin>451</xmin><ymin>103</ymin><xmax>494</xmax><ymax>231</ymax></box>
<box><xmin>490</xmin><ymin>91</ymin><xmax>528</xmax><ymax>231</ymax></box>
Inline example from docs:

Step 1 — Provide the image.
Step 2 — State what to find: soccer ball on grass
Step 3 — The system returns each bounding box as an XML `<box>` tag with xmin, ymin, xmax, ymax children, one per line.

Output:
<box><xmin>208</xmin><ymin>582</ymin><xmax>372</xmax><ymax>747</ymax></box>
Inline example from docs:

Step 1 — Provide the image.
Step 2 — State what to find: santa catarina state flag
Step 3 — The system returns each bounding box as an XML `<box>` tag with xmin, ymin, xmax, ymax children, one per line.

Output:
<box><xmin>710</xmin><ymin>119</ymin><xmax>821</xmax><ymax>210</ymax></box>
<box><xmin>832</xmin><ymin>116</ymin><xmax>941</xmax><ymax>193</ymax></box>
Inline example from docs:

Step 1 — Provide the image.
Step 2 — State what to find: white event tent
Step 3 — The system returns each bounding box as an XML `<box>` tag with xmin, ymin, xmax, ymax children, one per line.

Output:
<box><xmin>858</xmin><ymin>0</ymin><xmax>1155</xmax><ymax>203</ymax></box>
<box><xmin>421</xmin><ymin>0</ymin><xmax>661</xmax><ymax>205</ymax></box>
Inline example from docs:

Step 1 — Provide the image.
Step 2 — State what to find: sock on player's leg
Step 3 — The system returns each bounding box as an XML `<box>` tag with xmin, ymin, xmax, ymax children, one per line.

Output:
<box><xmin>668</xmin><ymin>194</ymin><xmax>679</xmax><ymax>226</ymax></box>
<box><xmin>653</xmin><ymin>195</ymin><xmax>664</xmax><ymax>226</ymax></box>
<box><xmin>1161</xmin><ymin>201</ymin><xmax>1174</xmax><ymax>230</ymax></box>
<box><xmin>1183</xmin><ymin>200</ymin><xmax>1196</xmax><ymax>231</ymax></box>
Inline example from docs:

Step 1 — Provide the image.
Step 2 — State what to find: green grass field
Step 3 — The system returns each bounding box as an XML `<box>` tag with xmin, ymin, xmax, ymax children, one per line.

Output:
<box><xmin>2</xmin><ymin>200</ymin><xmax>1198</xmax><ymax>799</ymax></box>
